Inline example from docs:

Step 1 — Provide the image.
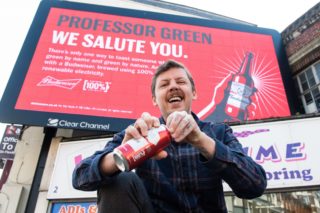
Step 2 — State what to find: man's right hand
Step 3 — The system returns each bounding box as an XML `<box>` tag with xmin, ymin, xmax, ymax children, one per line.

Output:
<box><xmin>122</xmin><ymin>112</ymin><xmax>168</xmax><ymax>160</ymax></box>
<box><xmin>123</xmin><ymin>112</ymin><xmax>160</xmax><ymax>143</ymax></box>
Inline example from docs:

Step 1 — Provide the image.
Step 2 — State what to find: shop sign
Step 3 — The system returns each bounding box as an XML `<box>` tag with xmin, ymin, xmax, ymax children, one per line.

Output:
<box><xmin>226</xmin><ymin>116</ymin><xmax>320</xmax><ymax>190</ymax></box>
<box><xmin>48</xmin><ymin>117</ymin><xmax>320</xmax><ymax>199</ymax></box>
<box><xmin>0</xmin><ymin>125</ymin><xmax>22</xmax><ymax>159</ymax></box>
<box><xmin>48</xmin><ymin>138</ymin><xmax>112</xmax><ymax>199</ymax></box>
<box><xmin>51</xmin><ymin>201</ymin><xmax>97</xmax><ymax>213</ymax></box>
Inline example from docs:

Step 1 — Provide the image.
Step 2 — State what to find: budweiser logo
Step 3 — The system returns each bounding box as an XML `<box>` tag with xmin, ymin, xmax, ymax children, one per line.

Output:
<box><xmin>37</xmin><ymin>76</ymin><xmax>81</xmax><ymax>89</ymax></box>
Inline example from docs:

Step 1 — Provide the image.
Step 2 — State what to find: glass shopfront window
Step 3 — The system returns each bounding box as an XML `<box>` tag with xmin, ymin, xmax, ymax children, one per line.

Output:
<box><xmin>226</xmin><ymin>190</ymin><xmax>320</xmax><ymax>213</ymax></box>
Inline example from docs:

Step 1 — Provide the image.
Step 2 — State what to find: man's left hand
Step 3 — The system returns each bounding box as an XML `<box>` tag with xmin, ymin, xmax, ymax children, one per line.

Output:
<box><xmin>166</xmin><ymin>111</ymin><xmax>202</xmax><ymax>144</ymax></box>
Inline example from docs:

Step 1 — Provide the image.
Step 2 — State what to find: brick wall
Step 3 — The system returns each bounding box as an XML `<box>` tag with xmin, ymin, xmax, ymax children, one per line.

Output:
<box><xmin>285</xmin><ymin>21</ymin><xmax>320</xmax><ymax>57</ymax></box>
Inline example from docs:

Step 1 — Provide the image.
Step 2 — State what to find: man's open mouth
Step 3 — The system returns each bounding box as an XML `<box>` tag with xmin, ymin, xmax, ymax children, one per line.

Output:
<box><xmin>168</xmin><ymin>96</ymin><xmax>182</xmax><ymax>103</ymax></box>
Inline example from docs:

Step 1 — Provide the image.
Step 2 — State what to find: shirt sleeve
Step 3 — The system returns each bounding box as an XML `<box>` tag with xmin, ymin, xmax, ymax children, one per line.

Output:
<box><xmin>72</xmin><ymin>131</ymin><xmax>124</xmax><ymax>191</ymax></box>
<box><xmin>202</xmin><ymin>123</ymin><xmax>267</xmax><ymax>199</ymax></box>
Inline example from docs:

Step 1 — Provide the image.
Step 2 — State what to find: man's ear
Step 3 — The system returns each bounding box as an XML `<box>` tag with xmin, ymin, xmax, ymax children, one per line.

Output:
<box><xmin>192</xmin><ymin>90</ymin><xmax>197</xmax><ymax>100</ymax></box>
<box><xmin>152</xmin><ymin>96</ymin><xmax>158</xmax><ymax>106</ymax></box>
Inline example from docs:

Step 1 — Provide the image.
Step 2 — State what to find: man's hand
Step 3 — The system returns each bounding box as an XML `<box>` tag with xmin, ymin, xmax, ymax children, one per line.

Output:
<box><xmin>166</xmin><ymin>111</ymin><xmax>202</xmax><ymax>143</ymax></box>
<box><xmin>100</xmin><ymin>112</ymin><xmax>163</xmax><ymax>175</ymax></box>
<box><xmin>166</xmin><ymin>111</ymin><xmax>216</xmax><ymax>160</ymax></box>
<box><xmin>122</xmin><ymin>112</ymin><xmax>168</xmax><ymax>160</ymax></box>
<box><xmin>123</xmin><ymin>112</ymin><xmax>160</xmax><ymax>143</ymax></box>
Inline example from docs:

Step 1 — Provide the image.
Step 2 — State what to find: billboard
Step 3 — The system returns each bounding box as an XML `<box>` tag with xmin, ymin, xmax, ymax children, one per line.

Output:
<box><xmin>0</xmin><ymin>1</ymin><xmax>294</xmax><ymax>132</ymax></box>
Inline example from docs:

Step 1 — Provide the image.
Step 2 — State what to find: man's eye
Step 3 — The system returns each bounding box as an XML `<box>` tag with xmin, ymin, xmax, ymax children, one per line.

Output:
<box><xmin>177</xmin><ymin>81</ymin><xmax>186</xmax><ymax>84</ymax></box>
<box><xmin>159</xmin><ymin>83</ymin><xmax>168</xmax><ymax>88</ymax></box>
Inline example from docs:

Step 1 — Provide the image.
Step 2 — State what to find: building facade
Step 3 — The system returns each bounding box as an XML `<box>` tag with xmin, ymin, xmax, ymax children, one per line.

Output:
<box><xmin>282</xmin><ymin>2</ymin><xmax>320</xmax><ymax>114</ymax></box>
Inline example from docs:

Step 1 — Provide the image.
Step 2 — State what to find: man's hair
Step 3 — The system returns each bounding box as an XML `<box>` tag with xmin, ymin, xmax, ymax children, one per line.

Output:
<box><xmin>151</xmin><ymin>60</ymin><xmax>195</xmax><ymax>97</ymax></box>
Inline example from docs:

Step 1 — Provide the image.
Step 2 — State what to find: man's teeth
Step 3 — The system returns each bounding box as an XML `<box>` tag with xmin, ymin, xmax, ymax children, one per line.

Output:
<box><xmin>169</xmin><ymin>97</ymin><xmax>182</xmax><ymax>103</ymax></box>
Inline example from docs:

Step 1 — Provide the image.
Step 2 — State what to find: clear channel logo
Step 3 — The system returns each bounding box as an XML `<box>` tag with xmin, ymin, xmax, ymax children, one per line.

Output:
<box><xmin>47</xmin><ymin>118</ymin><xmax>59</xmax><ymax>127</ymax></box>
<box><xmin>46</xmin><ymin>118</ymin><xmax>110</xmax><ymax>130</ymax></box>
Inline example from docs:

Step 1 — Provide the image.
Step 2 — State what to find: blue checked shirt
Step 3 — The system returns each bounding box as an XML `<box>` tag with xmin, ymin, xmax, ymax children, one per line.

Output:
<box><xmin>73</xmin><ymin>113</ymin><xmax>267</xmax><ymax>212</ymax></box>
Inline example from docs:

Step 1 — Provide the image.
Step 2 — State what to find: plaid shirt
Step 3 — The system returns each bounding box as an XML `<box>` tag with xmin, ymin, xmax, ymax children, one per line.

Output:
<box><xmin>73</xmin><ymin>113</ymin><xmax>267</xmax><ymax>212</ymax></box>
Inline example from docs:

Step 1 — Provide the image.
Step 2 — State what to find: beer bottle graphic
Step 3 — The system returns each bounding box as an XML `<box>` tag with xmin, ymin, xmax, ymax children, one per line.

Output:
<box><xmin>224</xmin><ymin>52</ymin><xmax>256</xmax><ymax>120</ymax></box>
<box><xmin>204</xmin><ymin>52</ymin><xmax>256</xmax><ymax>122</ymax></box>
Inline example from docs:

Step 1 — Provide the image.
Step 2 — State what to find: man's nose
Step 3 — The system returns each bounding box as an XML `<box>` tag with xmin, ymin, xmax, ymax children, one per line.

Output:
<box><xmin>169</xmin><ymin>82</ymin><xmax>179</xmax><ymax>91</ymax></box>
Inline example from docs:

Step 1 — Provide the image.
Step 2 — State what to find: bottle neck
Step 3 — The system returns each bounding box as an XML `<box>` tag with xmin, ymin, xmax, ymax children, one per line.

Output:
<box><xmin>238</xmin><ymin>52</ymin><xmax>254</xmax><ymax>76</ymax></box>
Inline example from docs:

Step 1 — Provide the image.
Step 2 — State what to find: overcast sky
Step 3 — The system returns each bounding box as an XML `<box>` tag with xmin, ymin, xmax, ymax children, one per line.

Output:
<box><xmin>166</xmin><ymin>0</ymin><xmax>319</xmax><ymax>31</ymax></box>
<box><xmin>0</xmin><ymin>0</ymin><xmax>318</xmax><ymax>136</ymax></box>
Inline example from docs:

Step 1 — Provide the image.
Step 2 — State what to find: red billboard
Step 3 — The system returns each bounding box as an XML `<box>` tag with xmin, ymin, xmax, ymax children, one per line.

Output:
<box><xmin>0</xmin><ymin>1</ymin><xmax>294</xmax><ymax>131</ymax></box>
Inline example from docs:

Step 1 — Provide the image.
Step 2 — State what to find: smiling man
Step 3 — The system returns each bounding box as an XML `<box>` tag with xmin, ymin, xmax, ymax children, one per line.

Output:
<box><xmin>72</xmin><ymin>60</ymin><xmax>267</xmax><ymax>213</ymax></box>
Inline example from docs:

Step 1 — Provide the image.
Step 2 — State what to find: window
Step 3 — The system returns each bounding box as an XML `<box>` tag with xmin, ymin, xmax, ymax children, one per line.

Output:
<box><xmin>226</xmin><ymin>190</ymin><xmax>320</xmax><ymax>213</ymax></box>
<box><xmin>304</xmin><ymin>92</ymin><xmax>313</xmax><ymax>105</ymax></box>
<box><xmin>293</xmin><ymin>78</ymin><xmax>301</xmax><ymax>93</ymax></box>
<box><xmin>315</xmin><ymin>62</ymin><xmax>320</xmax><ymax>82</ymax></box>
<box><xmin>294</xmin><ymin>60</ymin><xmax>320</xmax><ymax>113</ymax></box>
<box><xmin>299</xmin><ymin>73</ymin><xmax>309</xmax><ymax>91</ymax></box>
<box><xmin>306</xmin><ymin>68</ymin><xmax>316</xmax><ymax>87</ymax></box>
<box><xmin>312</xmin><ymin>87</ymin><xmax>320</xmax><ymax>111</ymax></box>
